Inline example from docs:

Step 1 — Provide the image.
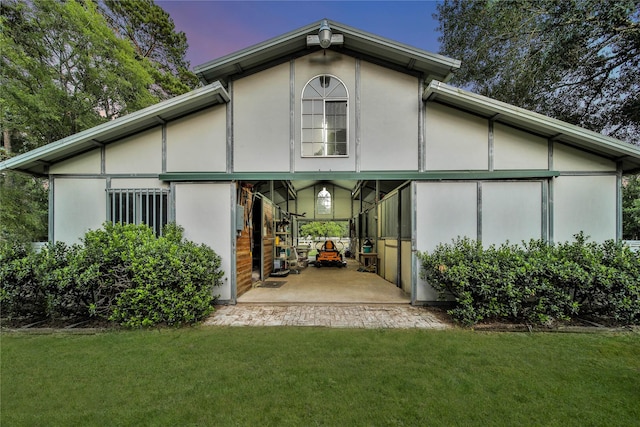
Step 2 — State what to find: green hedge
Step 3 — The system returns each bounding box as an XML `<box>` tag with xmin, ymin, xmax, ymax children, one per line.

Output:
<box><xmin>419</xmin><ymin>233</ymin><xmax>640</xmax><ymax>326</ymax></box>
<box><xmin>0</xmin><ymin>223</ymin><xmax>223</xmax><ymax>327</ymax></box>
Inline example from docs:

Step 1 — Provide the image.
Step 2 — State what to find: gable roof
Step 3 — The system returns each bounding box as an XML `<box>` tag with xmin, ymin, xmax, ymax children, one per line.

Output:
<box><xmin>0</xmin><ymin>82</ymin><xmax>229</xmax><ymax>176</ymax></box>
<box><xmin>194</xmin><ymin>19</ymin><xmax>461</xmax><ymax>85</ymax></box>
<box><xmin>424</xmin><ymin>81</ymin><xmax>640</xmax><ymax>173</ymax></box>
<box><xmin>3</xmin><ymin>21</ymin><xmax>638</xmax><ymax>178</ymax></box>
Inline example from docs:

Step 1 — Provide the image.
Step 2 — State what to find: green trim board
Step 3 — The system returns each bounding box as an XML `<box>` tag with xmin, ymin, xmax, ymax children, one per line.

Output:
<box><xmin>159</xmin><ymin>170</ymin><xmax>561</xmax><ymax>182</ymax></box>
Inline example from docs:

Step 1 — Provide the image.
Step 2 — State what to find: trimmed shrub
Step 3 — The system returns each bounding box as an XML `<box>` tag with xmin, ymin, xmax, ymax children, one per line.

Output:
<box><xmin>34</xmin><ymin>241</ymin><xmax>87</xmax><ymax>319</ymax></box>
<box><xmin>106</xmin><ymin>224</ymin><xmax>223</xmax><ymax>327</ymax></box>
<box><xmin>0</xmin><ymin>223</ymin><xmax>224</xmax><ymax>327</ymax></box>
<box><xmin>0</xmin><ymin>241</ymin><xmax>42</xmax><ymax>318</ymax></box>
<box><xmin>419</xmin><ymin>234</ymin><xmax>640</xmax><ymax>326</ymax></box>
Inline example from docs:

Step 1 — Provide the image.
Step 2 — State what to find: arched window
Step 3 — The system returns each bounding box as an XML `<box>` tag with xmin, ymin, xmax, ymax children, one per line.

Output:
<box><xmin>302</xmin><ymin>75</ymin><xmax>348</xmax><ymax>157</ymax></box>
<box><xmin>316</xmin><ymin>187</ymin><xmax>332</xmax><ymax>214</ymax></box>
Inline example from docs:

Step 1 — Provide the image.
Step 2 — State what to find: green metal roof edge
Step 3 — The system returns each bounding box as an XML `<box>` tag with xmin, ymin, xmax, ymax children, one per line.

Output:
<box><xmin>193</xmin><ymin>21</ymin><xmax>320</xmax><ymax>74</ymax></box>
<box><xmin>159</xmin><ymin>170</ymin><xmax>560</xmax><ymax>182</ymax></box>
<box><xmin>424</xmin><ymin>81</ymin><xmax>640</xmax><ymax>162</ymax></box>
<box><xmin>193</xmin><ymin>19</ymin><xmax>460</xmax><ymax>81</ymax></box>
<box><xmin>328</xmin><ymin>20</ymin><xmax>461</xmax><ymax>69</ymax></box>
<box><xmin>0</xmin><ymin>82</ymin><xmax>230</xmax><ymax>173</ymax></box>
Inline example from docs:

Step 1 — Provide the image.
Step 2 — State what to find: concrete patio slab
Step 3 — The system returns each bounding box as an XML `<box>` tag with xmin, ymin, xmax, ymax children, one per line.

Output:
<box><xmin>238</xmin><ymin>259</ymin><xmax>410</xmax><ymax>304</ymax></box>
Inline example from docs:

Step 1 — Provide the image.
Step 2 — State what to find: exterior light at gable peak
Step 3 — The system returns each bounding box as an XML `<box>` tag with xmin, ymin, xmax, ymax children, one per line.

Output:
<box><xmin>306</xmin><ymin>20</ymin><xmax>344</xmax><ymax>49</ymax></box>
<box><xmin>318</xmin><ymin>20</ymin><xmax>332</xmax><ymax>48</ymax></box>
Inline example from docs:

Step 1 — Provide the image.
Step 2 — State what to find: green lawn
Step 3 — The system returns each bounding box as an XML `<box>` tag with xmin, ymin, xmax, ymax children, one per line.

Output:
<box><xmin>2</xmin><ymin>327</ymin><xmax>638</xmax><ymax>426</ymax></box>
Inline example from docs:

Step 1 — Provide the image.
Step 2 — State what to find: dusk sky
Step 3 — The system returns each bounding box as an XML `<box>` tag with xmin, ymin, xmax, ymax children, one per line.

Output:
<box><xmin>156</xmin><ymin>1</ymin><xmax>443</xmax><ymax>69</ymax></box>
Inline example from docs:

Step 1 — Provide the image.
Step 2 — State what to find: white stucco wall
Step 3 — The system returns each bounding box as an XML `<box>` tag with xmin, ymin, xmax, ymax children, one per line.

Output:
<box><xmin>229</xmin><ymin>51</ymin><xmax>446</xmax><ymax>173</ymax></box>
<box><xmin>294</xmin><ymin>51</ymin><xmax>357</xmax><ymax>172</ymax></box>
<box><xmin>49</xmin><ymin>149</ymin><xmax>101</xmax><ymax>175</ymax></box>
<box><xmin>234</xmin><ymin>62</ymin><xmax>290</xmax><ymax>172</ymax></box>
<box><xmin>174</xmin><ymin>182</ymin><xmax>233</xmax><ymax>301</ymax></box>
<box><xmin>105</xmin><ymin>128</ymin><xmax>162</xmax><ymax>174</ymax></box>
<box><xmin>414</xmin><ymin>180</ymin><xmax>547</xmax><ymax>301</ymax></box>
<box><xmin>109</xmin><ymin>178</ymin><xmax>166</xmax><ymax>189</ymax></box>
<box><xmin>481</xmin><ymin>181</ymin><xmax>543</xmax><ymax>246</ymax></box>
<box><xmin>553</xmin><ymin>175</ymin><xmax>617</xmax><ymax>243</ymax></box>
<box><xmin>53</xmin><ymin>178</ymin><xmax>106</xmax><ymax>244</ymax></box>
<box><xmin>360</xmin><ymin>61</ymin><xmax>418</xmax><ymax>171</ymax></box>
<box><xmin>554</xmin><ymin>142</ymin><xmax>616</xmax><ymax>172</ymax></box>
<box><xmin>415</xmin><ymin>181</ymin><xmax>478</xmax><ymax>301</ymax></box>
<box><xmin>415</xmin><ymin>181</ymin><xmax>478</xmax><ymax>251</ymax></box>
<box><xmin>425</xmin><ymin>103</ymin><xmax>489</xmax><ymax>170</ymax></box>
<box><xmin>493</xmin><ymin>123</ymin><xmax>548</xmax><ymax>170</ymax></box>
<box><xmin>166</xmin><ymin>106</ymin><xmax>227</xmax><ymax>172</ymax></box>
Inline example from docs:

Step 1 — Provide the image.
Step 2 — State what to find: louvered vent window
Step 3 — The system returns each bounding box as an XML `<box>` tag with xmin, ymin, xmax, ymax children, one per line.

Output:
<box><xmin>107</xmin><ymin>188</ymin><xmax>168</xmax><ymax>236</ymax></box>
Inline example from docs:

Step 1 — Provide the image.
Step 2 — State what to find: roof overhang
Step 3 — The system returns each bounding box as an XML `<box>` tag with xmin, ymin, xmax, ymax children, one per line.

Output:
<box><xmin>0</xmin><ymin>82</ymin><xmax>229</xmax><ymax>176</ymax></box>
<box><xmin>424</xmin><ymin>81</ymin><xmax>640</xmax><ymax>173</ymax></box>
<box><xmin>194</xmin><ymin>19</ymin><xmax>461</xmax><ymax>85</ymax></box>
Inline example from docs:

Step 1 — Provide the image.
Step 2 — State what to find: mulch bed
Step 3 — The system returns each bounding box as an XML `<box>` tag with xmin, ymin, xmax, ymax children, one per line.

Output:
<box><xmin>421</xmin><ymin>306</ymin><xmax>638</xmax><ymax>333</ymax></box>
<box><xmin>1</xmin><ymin>317</ymin><xmax>118</xmax><ymax>333</ymax></box>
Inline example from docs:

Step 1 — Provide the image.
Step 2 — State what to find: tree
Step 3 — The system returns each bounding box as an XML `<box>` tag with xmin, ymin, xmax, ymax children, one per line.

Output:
<box><xmin>299</xmin><ymin>221</ymin><xmax>348</xmax><ymax>239</ymax></box>
<box><xmin>436</xmin><ymin>0</ymin><xmax>640</xmax><ymax>144</ymax></box>
<box><xmin>436</xmin><ymin>1</ymin><xmax>640</xmax><ymax>240</ymax></box>
<box><xmin>0</xmin><ymin>0</ymin><xmax>159</xmax><ymax>242</ymax></box>
<box><xmin>0</xmin><ymin>153</ymin><xmax>48</xmax><ymax>243</ymax></box>
<box><xmin>100</xmin><ymin>0</ymin><xmax>200</xmax><ymax>99</ymax></box>
<box><xmin>1</xmin><ymin>0</ymin><xmax>157</xmax><ymax>151</ymax></box>
<box><xmin>623</xmin><ymin>175</ymin><xmax>640</xmax><ymax>240</ymax></box>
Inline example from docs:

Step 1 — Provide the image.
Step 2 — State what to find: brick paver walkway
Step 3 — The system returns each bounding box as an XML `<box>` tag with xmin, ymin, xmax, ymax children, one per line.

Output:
<box><xmin>204</xmin><ymin>304</ymin><xmax>449</xmax><ymax>329</ymax></box>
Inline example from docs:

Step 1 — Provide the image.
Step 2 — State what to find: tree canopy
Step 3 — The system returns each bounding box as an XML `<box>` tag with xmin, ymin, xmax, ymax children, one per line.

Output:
<box><xmin>1</xmin><ymin>0</ymin><xmax>158</xmax><ymax>152</ymax></box>
<box><xmin>623</xmin><ymin>175</ymin><xmax>640</xmax><ymax>240</ymax></box>
<box><xmin>0</xmin><ymin>151</ymin><xmax>47</xmax><ymax>242</ymax></box>
<box><xmin>436</xmin><ymin>0</ymin><xmax>639</xmax><ymax>144</ymax></box>
<box><xmin>0</xmin><ymin>0</ymin><xmax>198</xmax><ymax>242</ymax></box>
<box><xmin>436</xmin><ymin>0</ymin><xmax>640</xmax><ymax>239</ymax></box>
<box><xmin>1</xmin><ymin>0</ymin><xmax>198</xmax><ymax>153</ymax></box>
<box><xmin>299</xmin><ymin>222</ymin><xmax>348</xmax><ymax>239</ymax></box>
<box><xmin>100</xmin><ymin>0</ymin><xmax>199</xmax><ymax>99</ymax></box>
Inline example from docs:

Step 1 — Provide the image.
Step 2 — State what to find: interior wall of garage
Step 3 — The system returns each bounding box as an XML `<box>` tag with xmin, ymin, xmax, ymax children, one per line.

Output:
<box><xmin>289</xmin><ymin>184</ymin><xmax>353</xmax><ymax>221</ymax></box>
<box><xmin>357</xmin><ymin>183</ymin><xmax>412</xmax><ymax>292</ymax></box>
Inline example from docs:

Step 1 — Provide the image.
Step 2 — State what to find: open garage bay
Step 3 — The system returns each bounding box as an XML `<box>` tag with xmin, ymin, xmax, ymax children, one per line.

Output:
<box><xmin>238</xmin><ymin>259</ymin><xmax>410</xmax><ymax>304</ymax></box>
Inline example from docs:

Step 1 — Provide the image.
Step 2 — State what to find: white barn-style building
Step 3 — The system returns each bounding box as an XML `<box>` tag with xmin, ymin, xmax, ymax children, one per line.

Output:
<box><xmin>2</xmin><ymin>19</ymin><xmax>640</xmax><ymax>304</ymax></box>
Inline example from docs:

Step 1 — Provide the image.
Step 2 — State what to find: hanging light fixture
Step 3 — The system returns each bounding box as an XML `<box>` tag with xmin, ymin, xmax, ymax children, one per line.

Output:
<box><xmin>318</xmin><ymin>20</ymin><xmax>332</xmax><ymax>49</ymax></box>
<box><xmin>306</xmin><ymin>19</ymin><xmax>343</xmax><ymax>48</ymax></box>
<box><xmin>319</xmin><ymin>75</ymin><xmax>331</xmax><ymax>88</ymax></box>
